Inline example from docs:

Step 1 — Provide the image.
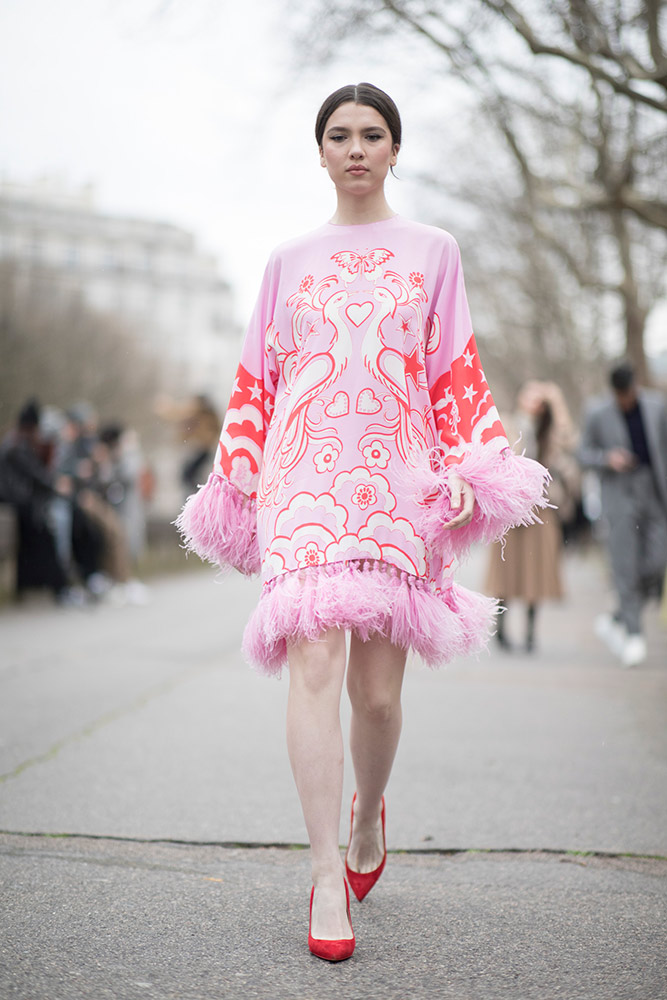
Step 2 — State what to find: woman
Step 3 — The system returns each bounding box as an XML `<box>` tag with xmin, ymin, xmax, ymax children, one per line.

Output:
<box><xmin>177</xmin><ymin>83</ymin><xmax>548</xmax><ymax>961</ymax></box>
<box><xmin>485</xmin><ymin>381</ymin><xmax>579</xmax><ymax>651</ymax></box>
<box><xmin>0</xmin><ymin>399</ymin><xmax>72</xmax><ymax>602</ymax></box>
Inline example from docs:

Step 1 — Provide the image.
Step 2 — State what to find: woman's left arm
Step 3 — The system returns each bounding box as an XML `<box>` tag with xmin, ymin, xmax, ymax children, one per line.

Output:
<box><xmin>415</xmin><ymin>236</ymin><xmax>551</xmax><ymax>560</ymax></box>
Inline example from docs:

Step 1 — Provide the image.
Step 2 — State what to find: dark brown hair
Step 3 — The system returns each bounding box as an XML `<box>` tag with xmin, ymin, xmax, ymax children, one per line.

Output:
<box><xmin>535</xmin><ymin>402</ymin><xmax>553</xmax><ymax>466</ymax></box>
<box><xmin>315</xmin><ymin>82</ymin><xmax>402</xmax><ymax>149</ymax></box>
<box><xmin>610</xmin><ymin>361</ymin><xmax>635</xmax><ymax>392</ymax></box>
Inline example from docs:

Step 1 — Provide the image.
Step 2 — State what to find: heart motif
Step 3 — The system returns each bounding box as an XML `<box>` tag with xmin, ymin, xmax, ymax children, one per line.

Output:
<box><xmin>356</xmin><ymin>389</ymin><xmax>382</xmax><ymax>414</ymax></box>
<box><xmin>345</xmin><ymin>302</ymin><xmax>374</xmax><ymax>327</ymax></box>
<box><xmin>324</xmin><ymin>392</ymin><xmax>350</xmax><ymax>418</ymax></box>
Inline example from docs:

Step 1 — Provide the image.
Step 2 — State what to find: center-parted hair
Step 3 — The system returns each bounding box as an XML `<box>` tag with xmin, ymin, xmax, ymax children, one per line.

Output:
<box><xmin>315</xmin><ymin>83</ymin><xmax>402</xmax><ymax>149</ymax></box>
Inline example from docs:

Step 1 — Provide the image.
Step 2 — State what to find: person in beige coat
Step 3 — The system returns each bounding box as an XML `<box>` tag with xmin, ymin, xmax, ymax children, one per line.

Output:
<box><xmin>485</xmin><ymin>381</ymin><xmax>579</xmax><ymax>651</ymax></box>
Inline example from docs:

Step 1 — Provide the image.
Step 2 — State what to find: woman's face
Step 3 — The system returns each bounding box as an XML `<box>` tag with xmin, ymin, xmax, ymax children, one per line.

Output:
<box><xmin>517</xmin><ymin>381</ymin><xmax>547</xmax><ymax>416</ymax></box>
<box><xmin>319</xmin><ymin>102</ymin><xmax>398</xmax><ymax>194</ymax></box>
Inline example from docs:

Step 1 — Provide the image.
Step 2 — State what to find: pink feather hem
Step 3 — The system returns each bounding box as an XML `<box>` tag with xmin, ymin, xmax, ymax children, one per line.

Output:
<box><xmin>242</xmin><ymin>559</ymin><xmax>498</xmax><ymax>678</ymax></box>
<box><xmin>174</xmin><ymin>472</ymin><xmax>261</xmax><ymax>576</ymax></box>
<box><xmin>413</xmin><ymin>444</ymin><xmax>551</xmax><ymax>562</ymax></box>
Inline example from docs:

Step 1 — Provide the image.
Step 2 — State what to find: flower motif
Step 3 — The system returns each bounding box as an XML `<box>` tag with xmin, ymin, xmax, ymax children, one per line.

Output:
<box><xmin>313</xmin><ymin>441</ymin><xmax>342</xmax><ymax>474</ymax></box>
<box><xmin>409</xmin><ymin>271</ymin><xmax>424</xmax><ymax>288</ymax></box>
<box><xmin>351</xmin><ymin>483</ymin><xmax>377</xmax><ymax>510</ymax></box>
<box><xmin>299</xmin><ymin>274</ymin><xmax>314</xmax><ymax>292</ymax></box>
<box><xmin>362</xmin><ymin>440</ymin><xmax>391</xmax><ymax>469</ymax></box>
<box><xmin>295</xmin><ymin>542</ymin><xmax>325</xmax><ymax>568</ymax></box>
<box><xmin>230</xmin><ymin>455</ymin><xmax>254</xmax><ymax>492</ymax></box>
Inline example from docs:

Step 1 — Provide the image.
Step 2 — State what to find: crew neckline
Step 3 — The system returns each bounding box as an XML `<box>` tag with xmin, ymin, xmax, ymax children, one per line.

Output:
<box><xmin>325</xmin><ymin>214</ymin><xmax>401</xmax><ymax>229</ymax></box>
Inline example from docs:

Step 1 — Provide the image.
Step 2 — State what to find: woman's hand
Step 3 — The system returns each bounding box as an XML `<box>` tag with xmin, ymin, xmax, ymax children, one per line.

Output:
<box><xmin>443</xmin><ymin>473</ymin><xmax>476</xmax><ymax>529</ymax></box>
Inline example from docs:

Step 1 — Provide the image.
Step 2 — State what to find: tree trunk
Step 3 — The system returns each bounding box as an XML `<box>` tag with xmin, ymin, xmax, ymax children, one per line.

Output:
<box><xmin>624</xmin><ymin>294</ymin><xmax>649</xmax><ymax>386</ymax></box>
<box><xmin>611</xmin><ymin>209</ymin><xmax>649</xmax><ymax>385</ymax></box>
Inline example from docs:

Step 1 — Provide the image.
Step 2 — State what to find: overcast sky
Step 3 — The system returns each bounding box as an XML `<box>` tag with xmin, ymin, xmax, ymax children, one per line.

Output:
<box><xmin>1</xmin><ymin>0</ymin><xmax>664</xmax><ymax>353</ymax></box>
<box><xmin>0</xmin><ymin>0</ymin><xmax>440</xmax><ymax>320</ymax></box>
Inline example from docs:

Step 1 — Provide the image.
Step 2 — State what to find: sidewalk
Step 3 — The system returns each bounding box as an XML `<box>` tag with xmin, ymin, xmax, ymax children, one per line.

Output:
<box><xmin>0</xmin><ymin>547</ymin><xmax>666</xmax><ymax>999</ymax></box>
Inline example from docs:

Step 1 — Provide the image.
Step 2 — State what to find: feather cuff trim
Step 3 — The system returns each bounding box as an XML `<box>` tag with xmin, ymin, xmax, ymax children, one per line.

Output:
<box><xmin>414</xmin><ymin>445</ymin><xmax>551</xmax><ymax>562</ymax></box>
<box><xmin>174</xmin><ymin>472</ymin><xmax>260</xmax><ymax>576</ymax></box>
<box><xmin>242</xmin><ymin>559</ymin><xmax>498</xmax><ymax>677</ymax></box>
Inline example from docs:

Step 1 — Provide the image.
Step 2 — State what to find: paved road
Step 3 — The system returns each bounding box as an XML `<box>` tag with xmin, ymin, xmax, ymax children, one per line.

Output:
<box><xmin>1</xmin><ymin>547</ymin><xmax>666</xmax><ymax>998</ymax></box>
<box><xmin>2</xmin><ymin>835</ymin><xmax>665</xmax><ymax>1000</ymax></box>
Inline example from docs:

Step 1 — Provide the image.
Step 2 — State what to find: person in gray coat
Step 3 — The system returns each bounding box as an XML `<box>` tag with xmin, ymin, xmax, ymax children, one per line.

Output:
<box><xmin>579</xmin><ymin>361</ymin><xmax>667</xmax><ymax>666</ymax></box>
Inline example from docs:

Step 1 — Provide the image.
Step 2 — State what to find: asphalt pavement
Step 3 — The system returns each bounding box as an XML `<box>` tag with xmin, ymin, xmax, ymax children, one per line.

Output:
<box><xmin>0</xmin><ymin>546</ymin><xmax>666</xmax><ymax>1000</ymax></box>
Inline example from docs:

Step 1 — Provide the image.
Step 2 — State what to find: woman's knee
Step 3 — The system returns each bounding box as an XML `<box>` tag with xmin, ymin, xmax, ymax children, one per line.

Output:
<box><xmin>347</xmin><ymin>674</ymin><xmax>401</xmax><ymax>722</ymax></box>
<box><xmin>347</xmin><ymin>634</ymin><xmax>406</xmax><ymax>720</ymax></box>
<box><xmin>287</xmin><ymin>629</ymin><xmax>346</xmax><ymax>696</ymax></box>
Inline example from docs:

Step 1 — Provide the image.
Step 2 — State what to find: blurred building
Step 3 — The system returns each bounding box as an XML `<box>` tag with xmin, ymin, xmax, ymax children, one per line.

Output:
<box><xmin>0</xmin><ymin>177</ymin><xmax>240</xmax><ymax>404</ymax></box>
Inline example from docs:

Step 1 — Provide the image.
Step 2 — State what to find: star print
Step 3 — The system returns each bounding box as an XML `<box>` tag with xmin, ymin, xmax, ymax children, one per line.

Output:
<box><xmin>463</xmin><ymin>384</ymin><xmax>478</xmax><ymax>403</ymax></box>
<box><xmin>249</xmin><ymin>381</ymin><xmax>263</xmax><ymax>402</ymax></box>
<box><xmin>404</xmin><ymin>343</ymin><xmax>422</xmax><ymax>389</ymax></box>
<box><xmin>400</xmin><ymin>317</ymin><xmax>411</xmax><ymax>333</ymax></box>
<box><xmin>232</xmin><ymin>377</ymin><xmax>241</xmax><ymax>395</ymax></box>
<box><xmin>463</xmin><ymin>349</ymin><xmax>475</xmax><ymax>367</ymax></box>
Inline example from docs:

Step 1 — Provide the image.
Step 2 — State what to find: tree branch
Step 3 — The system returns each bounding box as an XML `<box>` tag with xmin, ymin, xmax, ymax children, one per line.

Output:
<box><xmin>479</xmin><ymin>0</ymin><xmax>667</xmax><ymax>112</ymax></box>
<box><xmin>646</xmin><ymin>0</ymin><xmax>667</xmax><ymax>72</ymax></box>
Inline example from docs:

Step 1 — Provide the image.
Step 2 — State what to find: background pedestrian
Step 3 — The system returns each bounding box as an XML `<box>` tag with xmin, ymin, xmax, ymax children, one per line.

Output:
<box><xmin>579</xmin><ymin>361</ymin><xmax>667</xmax><ymax>667</ymax></box>
<box><xmin>485</xmin><ymin>380</ymin><xmax>579</xmax><ymax>651</ymax></box>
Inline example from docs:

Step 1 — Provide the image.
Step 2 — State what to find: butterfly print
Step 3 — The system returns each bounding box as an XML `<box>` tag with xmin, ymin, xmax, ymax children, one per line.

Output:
<box><xmin>331</xmin><ymin>248</ymin><xmax>395</xmax><ymax>283</ymax></box>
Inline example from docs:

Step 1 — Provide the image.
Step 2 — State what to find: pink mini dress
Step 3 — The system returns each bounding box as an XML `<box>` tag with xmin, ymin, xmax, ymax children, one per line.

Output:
<box><xmin>177</xmin><ymin>216</ymin><xmax>549</xmax><ymax>675</ymax></box>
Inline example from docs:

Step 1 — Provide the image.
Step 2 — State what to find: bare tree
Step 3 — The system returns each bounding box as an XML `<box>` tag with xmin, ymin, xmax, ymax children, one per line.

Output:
<box><xmin>478</xmin><ymin>0</ymin><xmax>667</xmax><ymax>117</ymax></box>
<box><xmin>0</xmin><ymin>260</ymin><xmax>172</xmax><ymax>438</ymax></box>
<box><xmin>290</xmin><ymin>0</ymin><xmax>667</xmax><ymax>384</ymax></box>
<box><xmin>300</xmin><ymin>0</ymin><xmax>667</xmax><ymax>123</ymax></box>
<box><xmin>476</xmin><ymin>69</ymin><xmax>667</xmax><ymax>384</ymax></box>
<box><xmin>411</xmin><ymin>119</ymin><xmax>611</xmax><ymax>414</ymax></box>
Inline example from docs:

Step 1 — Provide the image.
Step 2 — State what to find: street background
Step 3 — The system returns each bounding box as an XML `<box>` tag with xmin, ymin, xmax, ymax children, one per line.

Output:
<box><xmin>2</xmin><ymin>1</ymin><xmax>667</xmax><ymax>996</ymax></box>
<box><xmin>1</xmin><ymin>547</ymin><xmax>666</xmax><ymax>999</ymax></box>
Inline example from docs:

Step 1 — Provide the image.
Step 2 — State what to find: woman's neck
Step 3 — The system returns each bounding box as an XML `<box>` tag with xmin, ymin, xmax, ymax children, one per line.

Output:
<box><xmin>329</xmin><ymin>190</ymin><xmax>396</xmax><ymax>226</ymax></box>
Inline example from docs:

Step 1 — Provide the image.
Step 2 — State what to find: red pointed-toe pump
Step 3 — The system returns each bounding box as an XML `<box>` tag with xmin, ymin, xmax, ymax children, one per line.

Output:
<box><xmin>308</xmin><ymin>879</ymin><xmax>355</xmax><ymax>962</ymax></box>
<box><xmin>345</xmin><ymin>793</ymin><xmax>387</xmax><ymax>902</ymax></box>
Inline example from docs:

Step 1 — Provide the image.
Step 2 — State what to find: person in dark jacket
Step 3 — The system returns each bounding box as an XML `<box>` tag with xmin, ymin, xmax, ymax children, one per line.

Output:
<box><xmin>0</xmin><ymin>400</ymin><xmax>73</xmax><ymax>601</ymax></box>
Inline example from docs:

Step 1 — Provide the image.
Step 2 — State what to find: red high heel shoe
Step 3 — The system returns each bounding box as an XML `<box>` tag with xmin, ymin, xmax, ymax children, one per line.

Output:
<box><xmin>345</xmin><ymin>793</ymin><xmax>386</xmax><ymax>902</ymax></box>
<box><xmin>308</xmin><ymin>879</ymin><xmax>355</xmax><ymax>962</ymax></box>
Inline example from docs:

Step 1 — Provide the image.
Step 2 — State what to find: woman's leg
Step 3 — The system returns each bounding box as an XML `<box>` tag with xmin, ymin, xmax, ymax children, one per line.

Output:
<box><xmin>286</xmin><ymin>628</ymin><xmax>352</xmax><ymax>940</ymax></box>
<box><xmin>346</xmin><ymin>633</ymin><xmax>406</xmax><ymax>873</ymax></box>
<box><xmin>526</xmin><ymin>603</ymin><xmax>537</xmax><ymax>652</ymax></box>
<box><xmin>496</xmin><ymin>600</ymin><xmax>511</xmax><ymax>650</ymax></box>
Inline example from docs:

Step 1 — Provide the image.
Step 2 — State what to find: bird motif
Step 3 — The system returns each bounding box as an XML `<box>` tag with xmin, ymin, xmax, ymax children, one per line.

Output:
<box><xmin>360</xmin><ymin>285</ymin><xmax>427</xmax><ymax>463</ymax></box>
<box><xmin>259</xmin><ymin>286</ymin><xmax>352</xmax><ymax>504</ymax></box>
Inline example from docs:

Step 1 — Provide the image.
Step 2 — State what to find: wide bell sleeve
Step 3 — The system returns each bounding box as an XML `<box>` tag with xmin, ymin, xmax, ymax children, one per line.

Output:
<box><xmin>415</xmin><ymin>236</ymin><xmax>550</xmax><ymax>561</ymax></box>
<box><xmin>175</xmin><ymin>254</ymin><xmax>281</xmax><ymax>575</ymax></box>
